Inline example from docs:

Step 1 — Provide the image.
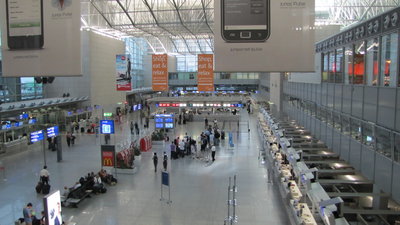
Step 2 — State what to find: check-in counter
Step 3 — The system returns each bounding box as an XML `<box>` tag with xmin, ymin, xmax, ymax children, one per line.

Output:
<box><xmin>1</xmin><ymin>137</ymin><xmax>29</xmax><ymax>156</ymax></box>
<box><xmin>289</xmin><ymin>180</ymin><xmax>303</xmax><ymax>200</ymax></box>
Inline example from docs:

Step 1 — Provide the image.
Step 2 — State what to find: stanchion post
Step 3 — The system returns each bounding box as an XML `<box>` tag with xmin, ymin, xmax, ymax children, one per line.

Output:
<box><xmin>232</xmin><ymin>174</ymin><xmax>237</xmax><ymax>224</ymax></box>
<box><xmin>42</xmin><ymin>138</ymin><xmax>47</xmax><ymax>167</ymax></box>
<box><xmin>227</xmin><ymin>176</ymin><xmax>231</xmax><ymax>224</ymax></box>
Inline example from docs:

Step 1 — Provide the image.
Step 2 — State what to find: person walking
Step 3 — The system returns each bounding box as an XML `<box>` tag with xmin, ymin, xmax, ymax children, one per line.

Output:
<box><xmin>66</xmin><ymin>132</ymin><xmax>71</xmax><ymax>147</ymax></box>
<box><xmin>163</xmin><ymin>152</ymin><xmax>168</xmax><ymax>171</ymax></box>
<box><xmin>152</xmin><ymin>153</ymin><xmax>158</xmax><ymax>172</ymax></box>
<box><xmin>40</xmin><ymin>166</ymin><xmax>50</xmax><ymax>185</ymax></box>
<box><xmin>23</xmin><ymin>203</ymin><xmax>33</xmax><ymax>225</ymax></box>
<box><xmin>211</xmin><ymin>144</ymin><xmax>216</xmax><ymax>161</ymax></box>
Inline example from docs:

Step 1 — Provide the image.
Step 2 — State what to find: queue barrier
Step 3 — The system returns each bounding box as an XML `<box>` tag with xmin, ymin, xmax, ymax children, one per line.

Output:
<box><xmin>140</xmin><ymin>136</ymin><xmax>152</xmax><ymax>152</ymax></box>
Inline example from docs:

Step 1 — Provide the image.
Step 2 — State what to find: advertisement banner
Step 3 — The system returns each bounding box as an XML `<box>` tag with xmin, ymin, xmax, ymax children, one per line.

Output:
<box><xmin>197</xmin><ymin>54</ymin><xmax>214</xmax><ymax>92</ymax></box>
<box><xmin>152</xmin><ymin>54</ymin><xmax>168</xmax><ymax>91</ymax></box>
<box><xmin>0</xmin><ymin>0</ymin><xmax>81</xmax><ymax>77</ymax></box>
<box><xmin>43</xmin><ymin>190</ymin><xmax>62</xmax><ymax>225</ymax></box>
<box><xmin>101</xmin><ymin>145</ymin><xmax>115</xmax><ymax>168</ymax></box>
<box><xmin>116</xmin><ymin>54</ymin><xmax>132</xmax><ymax>91</ymax></box>
<box><xmin>214</xmin><ymin>0</ymin><xmax>315</xmax><ymax>72</ymax></box>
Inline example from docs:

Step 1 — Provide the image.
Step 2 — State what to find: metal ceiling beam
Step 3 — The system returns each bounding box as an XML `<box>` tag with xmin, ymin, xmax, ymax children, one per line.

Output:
<box><xmin>201</xmin><ymin>0</ymin><xmax>214</xmax><ymax>34</ymax></box>
<box><xmin>90</xmin><ymin>0</ymin><xmax>113</xmax><ymax>28</ymax></box>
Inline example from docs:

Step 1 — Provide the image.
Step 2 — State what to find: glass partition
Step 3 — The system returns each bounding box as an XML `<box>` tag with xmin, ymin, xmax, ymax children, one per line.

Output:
<box><xmin>333</xmin><ymin>112</ymin><xmax>341</xmax><ymax>131</ymax></box>
<box><xmin>394</xmin><ymin>133</ymin><xmax>400</xmax><ymax>163</ymax></box>
<box><xmin>353</xmin><ymin>41</ymin><xmax>366</xmax><ymax>84</ymax></box>
<box><xmin>381</xmin><ymin>32</ymin><xmax>398</xmax><ymax>87</ymax></box>
<box><xmin>342</xmin><ymin>116</ymin><xmax>350</xmax><ymax>136</ymax></box>
<box><xmin>366</xmin><ymin>38</ymin><xmax>379</xmax><ymax>86</ymax></box>
<box><xmin>350</xmin><ymin>118</ymin><xmax>362</xmax><ymax>142</ymax></box>
<box><xmin>376</xmin><ymin>127</ymin><xmax>392</xmax><ymax>159</ymax></box>
<box><xmin>362</xmin><ymin>122</ymin><xmax>374</xmax><ymax>148</ymax></box>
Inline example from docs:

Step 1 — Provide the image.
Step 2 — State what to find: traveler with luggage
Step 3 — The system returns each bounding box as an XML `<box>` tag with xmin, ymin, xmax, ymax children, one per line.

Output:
<box><xmin>153</xmin><ymin>153</ymin><xmax>158</xmax><ymax>172</ymax></box>
<box><xmin>40</xmin><ymin>166</ymin><xmax>50</xmax><ymax>185</ymax></box>
<box><xmin>211</xmin><ymin>145</ymin><xmax>216</xmax><ymax>161</ymax></box>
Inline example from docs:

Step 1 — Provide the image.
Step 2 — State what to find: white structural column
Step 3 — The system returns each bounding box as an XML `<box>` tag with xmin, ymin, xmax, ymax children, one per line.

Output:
<box><xmin>270</xmin><ymin>73</ymin><xmax>283</xmax><ymax>114</ymax></box>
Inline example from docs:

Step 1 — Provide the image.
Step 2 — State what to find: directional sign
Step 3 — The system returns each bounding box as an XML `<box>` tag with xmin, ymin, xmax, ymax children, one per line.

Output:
<box><xmin>30</xmin><ymin>130</ymin><xmax>44</xmax><ymax>143</ymax></box>
<box><xmin>46</xmin><ymin>126</ymin><xmax>59</xmax><ymax>138</ymax></box>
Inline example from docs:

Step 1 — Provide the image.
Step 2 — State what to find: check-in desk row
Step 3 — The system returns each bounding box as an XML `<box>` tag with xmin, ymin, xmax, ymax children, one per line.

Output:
<box><xmin>258</xmin><ymin>108</ymin><xmax>349</xmax><ymax>225</ymax></box>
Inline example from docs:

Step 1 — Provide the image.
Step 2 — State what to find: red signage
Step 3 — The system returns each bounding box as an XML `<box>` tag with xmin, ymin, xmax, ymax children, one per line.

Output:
<box><xmin>101</xmin><ymin>149</ymin><xmax>115</xmax><ymax>167</ymax></box>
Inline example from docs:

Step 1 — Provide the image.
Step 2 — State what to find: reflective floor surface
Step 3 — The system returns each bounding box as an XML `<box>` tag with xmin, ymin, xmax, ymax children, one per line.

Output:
<box><xmin>0</xmin><ymin>109</ymin><xmax>290</xmax><ymax>225</ymax></box>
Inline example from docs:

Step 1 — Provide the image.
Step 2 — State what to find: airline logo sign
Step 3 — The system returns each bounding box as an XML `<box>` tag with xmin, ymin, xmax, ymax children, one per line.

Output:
<box><xmin>197</xmin><ymin>54</ymin><xmax>214</xmax><ymax>92</ymax></box>
<box><xmin>102</xmin><ymin>151</ymin><xmax>115</xmax><ymax>167</ymax></box>
<box><xmin>152</xmin><ymin>54</ymin><xmax>168</xmax><ymax>91</ymax></box>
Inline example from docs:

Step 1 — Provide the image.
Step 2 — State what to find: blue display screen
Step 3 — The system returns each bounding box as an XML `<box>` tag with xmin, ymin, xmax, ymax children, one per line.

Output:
<box><xmin>100</xmin><ymin>120</ymin><xmax>115</xmax><ymax>134</ymax></box>
<box><xmin>30</xmin><ymin>130</ymin><xmax>44</xmax><ymax>143</ymax></box>
<box><xmin>155</xmin><ymin>118</ymin><xmax>164</xmax><ymax>123</ymax></box>
<box><xmin>165</xmin><ymin>123</ymin><xmax>174</xmax><ymax>129</ymax></box>
<box><xmin>165</xmin><ymin>118</ymin><xmax>174</xmax><ymax>123</ymax></box>
<box><xmin>138</xmin><ymin>104</ymin><xmax>142</xmax><ymax>110</ymax></box>
<box><xmin>133</xmin><ymin>105</ymin><xmax>138</xmax><ymax>111</ymax></box>
<box><xmin>29</xmin><ymin>119</ymin><xmax>36</xmax><ymax>124</ymax></box>
<box><xmin>156</xmin><ymin>123</ymin><xmax>164</xmax><ymax>128</ymax></box>
<box><xmin>47</xmin><ymin>126</ymin><xmax>59</xmax><ymax>138</ymax></box>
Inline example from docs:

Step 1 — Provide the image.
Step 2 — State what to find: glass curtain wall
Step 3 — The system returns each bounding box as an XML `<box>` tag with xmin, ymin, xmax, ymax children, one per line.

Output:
<box><xmin>345</xmin><ymin>46</ymin><xmax>353</xmax><ymax>84</ymax></box>
<box><xmin>124</xmin><ymin>38</ymin><xmax>147</xmax><ymax>89</ymax></box>
<box><xmin>353</xmin><ymin>42</ymin><xmax>366</xmax><ymax>84</ymax></box>
<box><xmin>336</xmin><ymin>48</ymin><xmax>344</xmax><ymax>83</ymax></box>
<box><xmin>366</xmin><ymin>38</ymin><xmax>379</xmax><ymax>86</ymax></box>
<box><xmin>381</xmin><ymin>32</ymin><xmax>398</xmax><ymax>87</ymax></box>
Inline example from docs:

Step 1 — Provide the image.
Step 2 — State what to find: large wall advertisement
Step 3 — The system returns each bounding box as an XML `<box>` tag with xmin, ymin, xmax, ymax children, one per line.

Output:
<box><xmin>214</xmin><ymin>0</ymin><xmax>315</xmax><ymax>72</ymax></box>
<box><xmin>116</xmin><ymin>54</ymin><xmax>132</xmax><ymax>91</ymax></box>
<box><xmin>152</xmin><ymin>54</ymin><xmax>168</xmax><ymax>91</ymax></box>
<box><xmin>197</xmin><ymin>54</ymin><xmax>214</xmax><ymax>92</ymax></box>
<box><xmin>0</xmin><ymin>0</ymin><xmax>81</xmax><ymax>77</ymax></box>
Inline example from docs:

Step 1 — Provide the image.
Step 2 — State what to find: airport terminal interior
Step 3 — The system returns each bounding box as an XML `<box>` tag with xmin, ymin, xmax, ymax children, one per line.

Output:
<box><xmin>3</xmin><ymin>0</ymin><xmax>400</xmax><ymax>225</ymax></box>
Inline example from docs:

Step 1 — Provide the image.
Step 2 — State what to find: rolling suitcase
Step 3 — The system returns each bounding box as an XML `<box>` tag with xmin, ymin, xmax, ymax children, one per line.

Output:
<box><xmin>42</xmin><ymin>184</ymin><xmax>51</xmax><ymax>195</ymax></box>
<box><xmin>35</xmin><ymin>182</ymin><xmax>43</xmax><ymax>194</ymax></box>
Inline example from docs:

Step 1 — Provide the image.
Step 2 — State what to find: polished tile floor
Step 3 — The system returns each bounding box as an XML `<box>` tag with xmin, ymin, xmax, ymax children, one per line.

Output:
<box><xmin>0</xmin><ymin>110</ymin><xmax>290</xmax><ymax>225</ymax></box>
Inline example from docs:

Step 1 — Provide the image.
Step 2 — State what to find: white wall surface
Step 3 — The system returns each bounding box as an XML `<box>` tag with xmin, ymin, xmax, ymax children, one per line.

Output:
<box><xmin>270</xmin><ymin>73</ymin><xmax>282</xmax><ymax>112</ymax></box>
<box><xmin>88</xmin><ymin>31</ymin><xmax>125</xmax><ymax>112</ymax></box>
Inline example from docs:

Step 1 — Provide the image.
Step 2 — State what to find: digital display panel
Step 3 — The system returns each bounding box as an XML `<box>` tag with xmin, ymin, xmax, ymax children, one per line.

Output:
<box><xmin>156</xmin><ymin>123</ymin><xmax>164</xmax><ymax>128</ymax></box>
<box><xmin>29</xmin><ymin>118</ymin><xmax>36</xmax><ymax>124</ymax></box>
<box><xmin>165</xmin><ymin>123</ymin><xmax>174</xmax><ymax>129</ymax></box>
<box><xmin>100</xmin><ymin>120</ymin><xmax>115</xmax><ymax>134</ymax></box>
<box><xmin>165</xmin><ymin>118</ymin><xmax>174</xmax><ymax>123</ymax></box>
<box><xmin>155</xmin><ymin>118</ymin><xmax>164</xmax><ymax>123</ymax></box>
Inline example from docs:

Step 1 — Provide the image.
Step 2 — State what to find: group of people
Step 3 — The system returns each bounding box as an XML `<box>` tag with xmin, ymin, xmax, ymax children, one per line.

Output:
<box><xmin>169</xmin><ymin>133</ymin><xmax>197</xmax><ymax>159</ymax></box>
<box><xmin>130</xmin><ymin>121</ymin><xmax>140</xmax><ymax>135</ymax></box>
<box><xmin>22</xmin><ymin>203</ymin><xmax>47</xmax><ymax>225</ymax></box>
<box><xmin>152</xmin><ymin>152</ymin><xmax>168</xmax><ymax>172</ymax></box>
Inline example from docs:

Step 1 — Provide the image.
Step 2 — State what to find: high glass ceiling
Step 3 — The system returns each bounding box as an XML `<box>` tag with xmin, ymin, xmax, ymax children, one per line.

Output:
<box><xmin>82</xmin><ymin>0</ymin><xmax>400</xmax><ymax>54</ymax></box>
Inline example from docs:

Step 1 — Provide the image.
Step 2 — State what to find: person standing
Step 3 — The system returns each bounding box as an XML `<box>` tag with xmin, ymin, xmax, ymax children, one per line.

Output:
<box><xmin>134</xmin><ymin>122</ymin><xmax>139</xmax><ymax>135</ymax></box>
<box><xmin>23</xmin><ymin>203</ymin><xmax>33</xmax><ymax>225</ymax></box>
<box><xmin>205</xmin><ymin>118</ymin><xmax>208</xmax><ymax>128</ymax></box>
<box><xmin>40</xmin><ymin>166</ymin><xmax>50</xmax><ymax>185</ymax></box>
<box><xmin>152</xmin><ymin>153</ymin><xmax>158</xmax><ymax>172</ymax></box>
<box><xmin>163</xmin><ymin>152</ymin><xmax>168</xmax><ymax>171</ymax></box>
<box><xmin>211</xmin><ymin>144</ymin><xmax>216</xmax><ymax>161</ymax></box>
<box><xmin>130</xmin><ymin>121</ymin><xmax>134</xmax><ymax>134</ymax></box>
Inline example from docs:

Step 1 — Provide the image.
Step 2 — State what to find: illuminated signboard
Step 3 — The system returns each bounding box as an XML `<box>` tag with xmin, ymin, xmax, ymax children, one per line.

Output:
<box><xmin>30</xmin><ymin>130</ymin><xmax>44</xmax><ymax>143</ymax></box>
<box><xmin>29</xmin><ymin>119</ymin><xmax>36</xmax><ymax>124</ymax></box>
<box><xmin>103</xmin><ymin>112</ymin><xmax>113</xmax><ymax>117</ymax></box>
<box><xmin>154</xmin><ymin>114</ymin><xmax>174</xmax><ymax>129</ymax></box>
<box><xmin>47</xmin><ymin>126</ymin><xmax>59</xmax><ymax>138</ymax></box>
<box><xmin>100</xmin><ymin>120</ymin><xmax>115</xmax><ymax>134</ymax></box>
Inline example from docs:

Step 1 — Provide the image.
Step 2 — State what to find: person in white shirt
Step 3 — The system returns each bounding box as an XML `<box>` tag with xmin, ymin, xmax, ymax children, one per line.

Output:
<box><xmin>179</xmin><ymin>140</ymin><xmax>185</xmax><ymax>158</ymax></box>
<box><xmin>40</xmin><ymin>166</ymin><xmax>50</xmax><ymax>185</ymax></box>
<box><xmin>211</xmin><ymin>145</ymin><xmax>216</xmax><ymax>161</ymax></box>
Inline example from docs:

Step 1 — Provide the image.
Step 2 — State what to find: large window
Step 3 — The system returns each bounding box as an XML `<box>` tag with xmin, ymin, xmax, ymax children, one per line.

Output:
<box><xmin>353</xmin><ymin>42</ymin><xmax>365</xmax><ymax>84</ymax></box>
<box><xmin>344</xmin><ymin>46</ymin><xmax>353</xmax><ymax>84</ymax></box>
<box><xmin>322</xmin><ymin>53</ymin><xmax>329</xmax><ymax>82</ymax></box>
<box><xmin>342</xmin><ymin>116</ymin><xmax>350</xmax><ymax>135</ymax></box>
<box><xmin>366</xmin><ymin>38</ymin><xmax>379</xmax><ymax>86</ymax></box>
<box><xmin>394</xmin><ymin>133</ymin><xmax>400</xmax><ymax>163</ymax></box>
<box><xmin>362</xmin><ymin>122</ymin><xmax>374</xmax><ymax>148</ymax></box>
<box><xmin>177</xmin><ymin>55</ymin><xmax>198</xmax><ymax>72</ymax></box>
<box><xmin>381</xmin><ymin>32</ymin><xmax>398</xmax><ymax>87</ymax></box>
<box><xmin>335</xmin><ymin>48</ymin><xmax>344</xmax><ymax>83</ymax></box>
<box><xmin>328</xmin><ymin>51</ymin><xmax>335</xmax><ymax>82</ymax></box>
